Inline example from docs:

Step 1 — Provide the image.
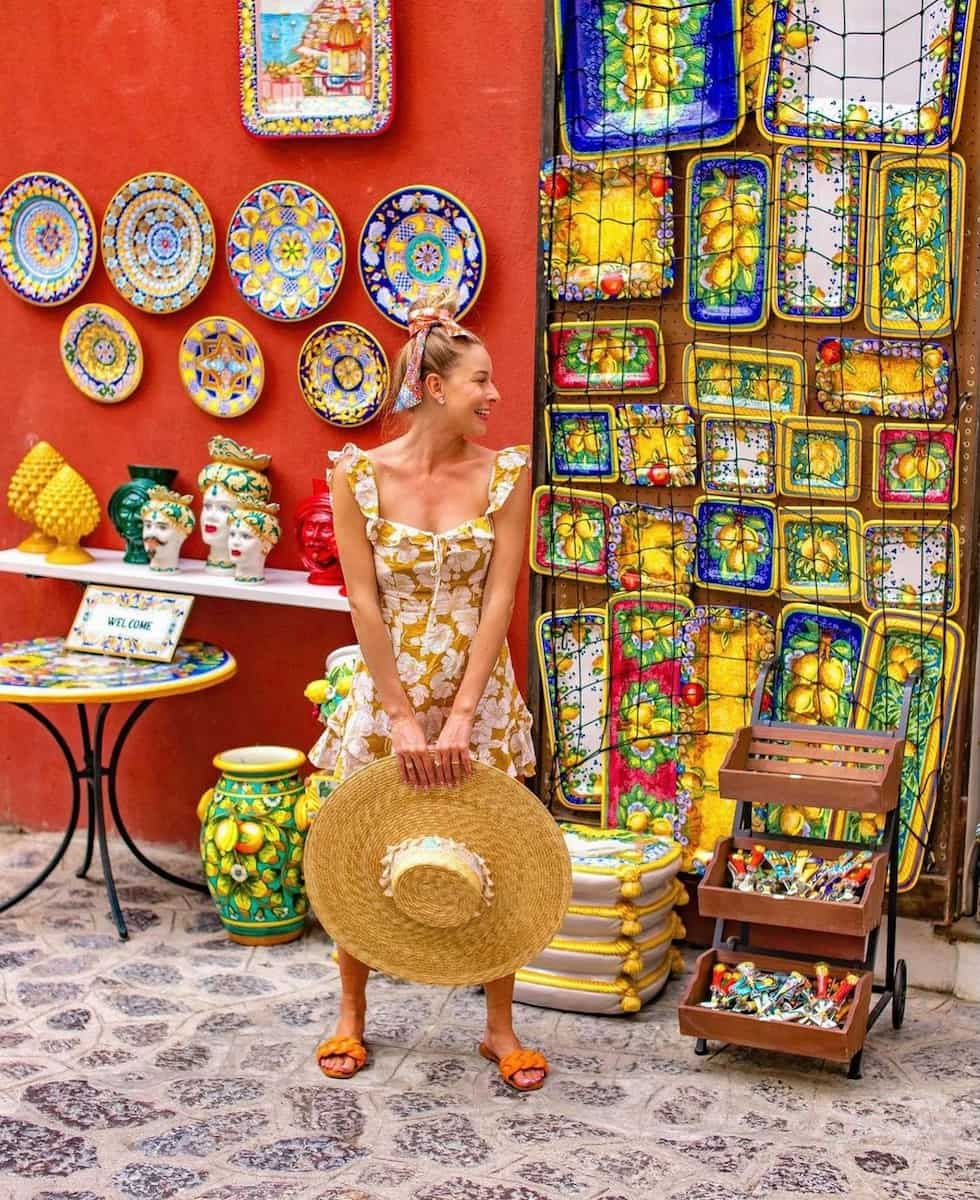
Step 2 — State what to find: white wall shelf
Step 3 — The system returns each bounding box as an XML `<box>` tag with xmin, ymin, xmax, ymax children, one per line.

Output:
<box><xmin>0</xmin><ymin>547</ymin><xmax>351</xmax><ymax>613</ymax></box>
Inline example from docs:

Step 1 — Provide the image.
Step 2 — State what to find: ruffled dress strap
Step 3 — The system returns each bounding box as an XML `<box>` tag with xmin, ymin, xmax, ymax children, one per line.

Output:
<box><xmin>486</xmin><ymin>445</ymin><xmax>531</xmax><ymax>515</ymax></box>
<box><xmin>328</xmin><ymin>443</ymin><xmax>380</xmax><ymax>529</ymax></box>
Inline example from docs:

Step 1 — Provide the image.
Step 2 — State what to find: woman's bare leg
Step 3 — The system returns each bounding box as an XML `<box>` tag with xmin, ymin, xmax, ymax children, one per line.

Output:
<box><xmin>319</xmin><ymin>946</ymin><xmax>371</xmax><ymax>1076</ymax></box>
<box><xmin>482</xmin><ymin>973</ymin><xmax>545</xmax><ymax>1088</ymax></box>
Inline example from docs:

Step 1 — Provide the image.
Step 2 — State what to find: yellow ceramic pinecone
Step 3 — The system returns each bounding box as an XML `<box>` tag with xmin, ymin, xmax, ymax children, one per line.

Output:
<box><xmin>6</xmin><ymin>442</ymin><xmax>66</xmax><ymax>552</ymax></box>
<box><xmin>34</xmin><ymin>465</ymin><xmax>101</xmax><ymax>563</ymax></box>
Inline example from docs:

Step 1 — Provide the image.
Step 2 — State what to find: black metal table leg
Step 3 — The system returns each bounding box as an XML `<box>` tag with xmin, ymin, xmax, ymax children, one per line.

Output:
<box><xmin>0</xmin><ymin>704</ymin><xmax>82</xmax><ymax>913</ymax></box>
<box><xmin>89</xmin><ymin>705</ymin><xmax>128</xmax><ymax>940</ymax></box>
<box><xmin>75</xmin><ymin>704</ymin><xmax>96</xmax><ymax>879</ymax></box>
<box><xmin>104</xmin><ymin>700</ymin><xmax>207</xmax><ymax>894</ymax></box>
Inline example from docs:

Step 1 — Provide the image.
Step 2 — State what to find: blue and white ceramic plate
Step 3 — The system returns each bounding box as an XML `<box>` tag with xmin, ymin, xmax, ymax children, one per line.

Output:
<box><xmin>359</xmin><ymin>185</ymin><xmax>485</xmax><ymax>327</ymax></box>
<box><xmin>0</xmin><ymin>172</ymin><xmax>96</xmax><ymax>306</ymax></box>
<box><xmin>102</xmin><ymin>173</ymin><xmax>215</xmax><ymax>314</ymax></box>
<box><xmin>298</xmin><ymin>321</ymin><xmax>389</xmax><ymax>427</ymax></box>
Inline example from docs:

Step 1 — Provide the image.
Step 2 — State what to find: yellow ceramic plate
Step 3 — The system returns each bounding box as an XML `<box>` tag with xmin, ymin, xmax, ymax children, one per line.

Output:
<box><xmin>683</xmin><ymin>343</ymin><xmax>805</xmax><ymax>418</ymax></box>
<box><xmin>529</xmin><ymin>484</ymin><xmax>614</xmax><ymax>583</ymax></box>
<box><xmin>778</xmin><ymin>505</ymin><xmax>862</xmax><ymax>603</ymax></box>
<box><xmin>777</xmin><ymin>416</ymin><xmax>861</xmax><ymax>502</ymax></box>
<box><xmin>179</xmin><ymin>315</ymin><xmax>265</xmax><ymax>419</ymax></box>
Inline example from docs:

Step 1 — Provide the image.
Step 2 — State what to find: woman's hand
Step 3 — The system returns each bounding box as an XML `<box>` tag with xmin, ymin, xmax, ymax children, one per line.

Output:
<box><xmin>433</xmin><ymin>712</ymin><xmax>474</xmax><ymax>787</ymax></box>
<box><xmin>389</xmin><ymin>714</ymin><xmax>435</xmax><ymax>788</ymax></box>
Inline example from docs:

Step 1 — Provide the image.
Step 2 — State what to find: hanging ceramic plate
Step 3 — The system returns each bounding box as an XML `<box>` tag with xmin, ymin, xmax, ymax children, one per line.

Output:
<box><xmin>607</xmin><ymin>502</ymin><xmax>696</xmax><ymax>593</ymax></box>
<box><xmin>700</xmin><ymin>417</ymin><xmax>776</xmax><ymax>498</ymax></box>
<box><xmin>778</xmin><ymin>506</ymin><xmax>862</xmax><ymax>604</ymax></box>
<box><xmin>554</xmin><ymin>0</ymin><xmax>743</xmax><ymax>155</ymax></box>
<box><xmin>547</xmin><ymin>319</ymin><xmax>664</xmax><ymax>394</ymax></box>
<box><xmin>227</xmin><ymin>180</ymin><xmax>345</xmax><ymax>322</ymax></box>
<box><xmin>0</xmin><ymin>172</ymin><xmax>96</xmax><ymax>306</ymax></box>
<box><xmin>546</xmin><ymin>404</ymin><xmax>618</xmax><ymax>482</ymax></box>
<box><xmin>178</xmin><ymin>315</ymin><xmax>264</xmax><ymax>419</ymax></box>
<box><xmin>683</xmin><ymin>343</ymin><xmax>806</xmax><ymax>418</ymax></box>
<box><xmin>777</xmin><ymin>416</ymin><xmax>861</xmax><ymax>502</ymax></box>
<box><xmin>298</xmin><ymin>321</ymin><xmax>388</xmax><ymax>427</ymax></box>
<box><xmin>616</xmin><ymin>404</ymin><xmax>697</xmax><ymax>488</ymax></box>
<box><xmin>872</xmin><ymin>424</ymin><xmax>958</xmax><ymax>509</ymax></box>
<box><xmin>759</xmin><ymin>0</ymin><xmax>977</xmax><ymax>152</ymax></box>
<box><xmin>102</xmin><ymin>173</ymin><xmax>215</xmax><ymax>314</ymax></box>
<box><xmin>862</xmin><ymin>520</ymin><xmax>960</xmax><ymax>615</ymax></box>
<box><xmin>529</xmin><ymin>485</ymin><xmax>613</xmax><ymax>582</ymax></box>
<box><xmin>359</xmin><ymin>185</ymin><xmax>485</xmax><ymax>327</ymax></box>
<box><xmin>693</xmin><ymin>498</ymin><xmax>777</xmax><ymax>595</ymax></box>
<box><xmin>814</xmin><ymin>337</ymin><xmax>950</xmax><ymax>420</ymax></box>
<box><xmin>60</xmin><ymin>303</ymin><xmax>143</xmax><ymax>403</ymax></box>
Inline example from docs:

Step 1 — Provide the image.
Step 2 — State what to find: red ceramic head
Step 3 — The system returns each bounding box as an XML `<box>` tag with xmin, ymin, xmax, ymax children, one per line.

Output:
<box><xmin>296</xmin><ymin>478</ymin><xmax>344</xmax><ymax>586</ymax></box>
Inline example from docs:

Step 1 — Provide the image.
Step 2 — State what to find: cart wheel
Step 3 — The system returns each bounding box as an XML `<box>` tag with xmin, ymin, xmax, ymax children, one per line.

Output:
<box><xmin>694</xmin><ymin>1038</ymin><xmax>708</xmax><ymax>1056</ymax></box>
<box><xmin>892</xmin><ymin>959</ymin><xmax>908</xmax><ymax>1030</ymax></box>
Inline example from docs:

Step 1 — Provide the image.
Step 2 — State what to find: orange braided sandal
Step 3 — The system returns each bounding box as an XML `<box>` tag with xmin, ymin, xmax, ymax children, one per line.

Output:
<box><xmin>315</xmin><ymin>1035</ymin><xmax>368</xmax><ymax>1080</ymax></box>
<box><xmin>479</xmin><ymin>1043</ymin><xmax>549</xmax><ymax>1091</ymax></box>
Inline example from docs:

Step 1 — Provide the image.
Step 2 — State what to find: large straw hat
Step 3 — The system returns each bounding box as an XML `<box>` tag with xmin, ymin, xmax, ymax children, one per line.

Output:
<box><xmin>303</xmin><ymin>756</ymin><xmax>572</xmax><ymax>986</ymax></box>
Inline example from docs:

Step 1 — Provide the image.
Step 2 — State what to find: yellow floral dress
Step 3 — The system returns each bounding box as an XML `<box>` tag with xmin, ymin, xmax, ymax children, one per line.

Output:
<box><xmin>309</xmin><ymin>444</ymin><xmax>536</xmax><ymax>782</ymax></box>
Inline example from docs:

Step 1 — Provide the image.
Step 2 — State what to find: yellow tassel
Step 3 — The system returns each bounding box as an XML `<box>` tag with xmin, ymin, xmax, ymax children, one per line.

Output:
<box><xmin>621</xmin><ymin>993</ymin><xmax>642</xmax><ymax>1013</ymax></box>
<box><xmin>621</xmin><ymin>918</ymin><xmax>642</xmax><ymax>937</ymax></box>
<box><xmin>621</xmin><ymin>880</ymin><xmax>642</xmax><ymax>898</ymax></box>
<box><xmin>623</xmin><ymin>952</ymin><xmax>642</xmax><ymax>977</ymax></box>
<box><xmin>669</xmin><ymin>948</ymin><xmax>686</xmax><ymax>975</ymax></box>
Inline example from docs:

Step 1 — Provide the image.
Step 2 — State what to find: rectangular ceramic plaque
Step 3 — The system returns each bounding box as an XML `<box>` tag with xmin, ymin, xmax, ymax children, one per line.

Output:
<box><xmin>814</xmin><ymin>337</ymin><xmax>950</xmax><ymax>420</ymax></box>
<box><xmin>873</xmin><ymin>424</ymin><xmax>958</xmax><ymax>508</ymax></box>
<box><xmin>555</xmin><ymin>0</ymin><xmax>743</xmax><ymax>155</ymax></box>
<box><xmin>865</xmin><ymin>154</ymin><xmax>965</xmax><ymax>337</ymax></box>
<box><xmin>547</xmin><ymin>320</ymin><xmax>664</xmax><ymax>394</ymax></box>
<box><xmin>529</xmin><ymin>486</ymin><xmax>612</xmax><ymax>582</ymax></box>
<box><xmin>541</xmin><ymin>156</ymin><xmax>674</xmax><ymax>302</ymax></box>
<box><xmin>685</xmin><ymin>153</ymin><xmax>771</xmax><ymax>331</ymax></box>
<box><xmin>862</xmin><ymin>521</ymin><xmax>960</xmax><ymax>615</ymax></box>
<box><xmin>693</xmin><ymin>498</ymin><xmax>777</xmax><ymax>595</ymax></box>
<box><xmin>848</xmin><ymin>611</ymin><xmax>964</xmax><ymax>892</ymax></box>
<box><xmin>684</xmin><ymin>343</ymin><xmax>806</xmax><ymax>418</ymax></box>
<box><xmin>777</xmin><ymin>416</ymin><xmax>861</xmax><ymax>502</ymax></box>
<box><xmin>779</xmin><ymin>506</ymin><xmax>861</xmax><ymax>603</ymax></box>
<box><xmin>607</xmin><ymin>503</ymin><xmax>696</xmax><ymax>593</ymax></box>
<box><xmin>759</xmin><ymin>0</ymin><xmax>976</xmax><ymax>152</ymax></box>
<box><xmin>239</xmin><ymin>0</ymin><xmax>395</xmax><ymax>138</ymax></box>
<box><xmin>66</xmin><ymin>586</ymin><xmax>194</xmax><ymax>663</ymax></box>
<box><xmin>546</xmin><ymin>404</ymin><xmax>618</xmax><ymax>482</ymax></box>
<box><xmin>535</xmin><ymin>609</ymin><xmax>608</xmax><ymax>810</ymax></box>
<box><xmin>616</xmin><ymin>405</ymin><xmax>697</xmax><ymax>488</ymax></box>
<box><xmin>701</xmin><ymin>417</ymin><xmax>776</xmax><ymax>498</ymax></box>
<box><xmin>773</xmin><ymin>146</ymin><xmax>863</xmax><ymax>322</ymax></box>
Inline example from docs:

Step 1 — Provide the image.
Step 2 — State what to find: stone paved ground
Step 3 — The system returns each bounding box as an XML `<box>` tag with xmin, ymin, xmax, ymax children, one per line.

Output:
<box><xmin>1</xmin><ymin>830</ymin><xmax>979</xmax><ymax>1200</ymax></box>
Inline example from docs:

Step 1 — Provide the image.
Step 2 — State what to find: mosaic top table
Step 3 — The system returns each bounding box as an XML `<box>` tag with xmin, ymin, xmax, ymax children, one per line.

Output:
<box><xmin>0</xmin><ymin>637</ymin><xmax>236</xmax><ymax>939</ymax></box>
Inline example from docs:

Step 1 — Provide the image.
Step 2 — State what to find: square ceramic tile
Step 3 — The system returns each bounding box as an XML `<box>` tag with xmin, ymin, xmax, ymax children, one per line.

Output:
<box><xmin>778</xmin><ymin>416</ymin><xmax>861</xmax><ymax>501</ymax></box>
<box><xmin>862</xmin><ymin>520</ymin><xmax>960</xmax><ymax>614</ymax></box>
<box><xmin>546</xmin><ymin>404</ymin><xmax>618</xmax><ymax>481</ymax></box>
<box><xmin>693</xmin><ymin>497</ymin><xmax>777</xmax><ymax>594</ymax></box>
<box><xmin>701</xmin><ymin>416</ymin><xmax>776</xmax><ymax>497</ymax></box>
<box><xmin>873</xmin><ymin>424</ymin><xmax>958</xmax><ymax>508</ymax></box>
<box><xmin>616</xmin><ymin>404</ymin><xmax>697</xmax><ymax>488</ymax></box>
<box><xmin>779</xmin><ymin>506</ymin><xmax>861</xmax><ymax>602</ymax></box>
<box><xmin>529</xmin><ymin>485</ymin><xmax>612</xmax><ymax>582</ymax></box>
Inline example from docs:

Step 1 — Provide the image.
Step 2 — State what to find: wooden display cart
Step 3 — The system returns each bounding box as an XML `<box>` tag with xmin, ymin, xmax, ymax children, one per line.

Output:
<box><xmin>678</xmin><ymin>659</ymin><xmax>918</xmax><ymax>1079</ymax></box>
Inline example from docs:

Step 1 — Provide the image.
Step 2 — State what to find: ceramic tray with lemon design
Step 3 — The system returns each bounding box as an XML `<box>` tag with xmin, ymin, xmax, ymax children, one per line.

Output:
<box><xmin>545</xmin><ymin>404</ymin><xmax>618</xmax><ymax>482</ymax></box>
<box><xmin>772</xmin><ymin>146</ymin><xmax>864</xmax><ymax>323</ymax></box>
<box><xmin>616</xmin><ymin>404</ymin><xmax>697</xmax><ymax>488</ymax></box>
<box><xmin>540</xmin><ymin>155</ymin><xmax>674</xmax><ymax>303</ymax></box>
<box><xmin>684</xmin><ymin>153</ymin><xmax>771</xmax><ymax>331</ymax></box>
<box><xmin>847</xmin><ymin>611</ymin><xmax>964</xmax><ymax>892</ymax></box>
<box><xmin>529</xmin><ymin>485</ymin><xmax>613</xmax><ymax>583</ymax></box>
<box><xmin>607</xmin><ymin>502</ymin><xmax>696</xmax><ymax>593</ymax></box>
<box><xmin>701</xmin><ymin>416</ymin><xmax>776</xmax><ymax>497</ymax></box>
<box><xmin>547</xmin><ymin>320</ymin><xmax>664</xmax><ymax>394</ymax></box>
<box><xmin>694</xmin><ymin>498</ymin><xmax>777</xmax><ymax>596</ymax></box>
<box><xmin>865</xmin><ymin>154</ymin><xmax>965</xmax><ymax>338</ymax></box>
<box><xmin>814</xmin><ymin>337</ymin><xmax>950</xmax><ymax>420</ymax></box>
<box><xmin>779</xmin><ymin>506</ymin><xmax>862</xmax><ymax>603</ymax></box>
<box><xmin>535</xmin><ymin>609</ymin><xmax>608</xmax><ymax>812</ymax></box>
<box><xmin>684</xmin><ymin>343</ymin><xmax>806</xmax><ymax>418</ymax></box>
<box><xmin>777</xmin><ymin>416</ymin><xmax>861</xmax><ymax>502</ymax></box>
<box><xmin>862</xmin><ymin>520</ymin><xmax>960</xmax><ymax>615</ymax></box>
<box><xmin>872</xmin><ymin>424</ymin><xmax>958</xmax><ymax>508</ymax></box>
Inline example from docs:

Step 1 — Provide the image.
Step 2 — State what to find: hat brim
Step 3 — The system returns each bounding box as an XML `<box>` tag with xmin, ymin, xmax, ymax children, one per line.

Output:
<box><xmin>303</xmin><ymin>756</ymin><xmax>572</xmax><ymax>986</ymax></box>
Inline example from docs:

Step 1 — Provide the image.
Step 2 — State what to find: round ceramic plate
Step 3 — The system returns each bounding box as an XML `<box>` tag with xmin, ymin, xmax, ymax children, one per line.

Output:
<box><xmin>102</xmin><ymin>172</ymin><xmax>215</xmax><ymax>314</ymax></box>
<box><xmin>359</xmin><ymin>185</ymin><xmax>486</xmax><ymax>327</ymax></box>
<box><xmin>298</xmin><ymin>322</ymin><xmax>389</xmax><ymax>427</ymax></box>
<box><xmin>226</xmin><ymin>180</ymin><xmax>345</xmax><ymax>322</ymax></box>
<box><xmin>0</xmin><ymin>172</ymin><xmax>97</xmax><ymax>306</ymax></box>
<box><xmin>60</xmin><ymin>303</ymin><xmax>143</xmax><ymax>403</ymax></box>
<box><xmin>179</xmin><ymin>315</ymin><xmax>265</xmax><ymax>419</ymax></box>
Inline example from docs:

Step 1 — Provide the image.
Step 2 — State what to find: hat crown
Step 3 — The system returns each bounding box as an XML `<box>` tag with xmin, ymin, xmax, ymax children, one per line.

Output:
<box><xmin>381</xmin><ymin>835</ymin><xmax>494</xmax><ymax>930</ymax></box>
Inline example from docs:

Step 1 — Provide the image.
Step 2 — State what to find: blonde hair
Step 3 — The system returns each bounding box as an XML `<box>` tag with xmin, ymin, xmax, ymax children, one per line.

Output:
<box><xmin>382</xmin><ymin>285</ymin><xmax>482</xmax><ymax>428</ymax></box>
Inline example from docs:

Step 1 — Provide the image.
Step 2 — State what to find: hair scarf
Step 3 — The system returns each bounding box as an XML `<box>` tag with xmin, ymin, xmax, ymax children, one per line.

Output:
<box><xmin>393</xmin><ymin>306</ymin><xmax>466</xmax><ymax>412</ymax></box>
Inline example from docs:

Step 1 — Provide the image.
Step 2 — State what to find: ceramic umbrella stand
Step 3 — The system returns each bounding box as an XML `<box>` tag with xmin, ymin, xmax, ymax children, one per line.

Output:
<box><xmin>198</xmin><ymin>745</ymin><xmax>313</xmax><ymax>945</ymax></box>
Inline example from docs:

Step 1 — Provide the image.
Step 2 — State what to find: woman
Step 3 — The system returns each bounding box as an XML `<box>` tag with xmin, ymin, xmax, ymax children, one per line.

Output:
<box><xmin>310</xmin><ymin>287</ymin><xmax>546</xmax><ymax>1091</ymax></box>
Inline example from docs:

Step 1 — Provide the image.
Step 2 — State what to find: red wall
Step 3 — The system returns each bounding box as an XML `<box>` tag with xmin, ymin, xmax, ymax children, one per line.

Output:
<box><xmin>0</xmin><ymin>3</ymin><xmax>543</xmax><ymax>846</ymax></box>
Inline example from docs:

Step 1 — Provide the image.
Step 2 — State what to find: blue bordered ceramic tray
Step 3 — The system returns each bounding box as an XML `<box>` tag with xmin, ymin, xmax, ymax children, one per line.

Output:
<box><xmin>0</xmin><ymin>173</ymin><xmax>96</xmax><ymax>306</ymax></box>
<box><xmin>773</xmin><ymin>147</ymin><xmax>863</xmax><ymax>322</ymax></box>
<box><xmin>546</xmin><ymin>404</ymin><xmax>618</xmax><ymax>482</ymax></box>
<box><xmin>238</xmin><ymin>0</ymin><xmax>395</xmax><ymax>139</ymax></box>
<box><xmin>759</xmin><ymin>0</ymin><xmax>977</xmax><ymax>153</ymax></box>
<box><xmin>102</xmin><ymin>173</ymin><xmax>215</xmax><ymax>315</ymax></box>
<box><xmin>693</xmin><ymin>498</ymin><xmax>776</xmax><ymax>595</ymax></box>
<box><xmin>298</xmin><ymin>321</ymin><xmax>389</xmax><ymax>428</ymax></box>
<box><xmin>227</xmin><ymin>180</ymin><xmax>345</xmax><ymax>323</ymax></box>
<box><xmin>359</xmin><ymin>185</ymin><xmax>485</xmax><ymax>328</ymax></box>
<box><xmin>554</xmin><ymin>0</ymin><xmax>743</xmax><ymax>156</ymax></box>
<box><xmin>684</xmin><ymin>153</ymin><xmax>771</xmax><ymax>331</ymax></box>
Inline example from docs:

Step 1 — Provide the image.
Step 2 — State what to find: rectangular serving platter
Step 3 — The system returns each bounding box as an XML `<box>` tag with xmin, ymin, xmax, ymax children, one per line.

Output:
<box><xmin>684</xmin><ymin>343</ymin><xmax>806</xmax><ymax>418</ymax></box>
<box><xmin>547</xmin><ymin>319</ymin><xmax>664</xmax><ymax>394</ymax></box>
<box><xmin>238</xmin><ymin>0</ymin><xmax>395</xmax><ymax>138</ymax></box>
<box><xmin>758</xmin><ymin>0</ymin><xmax>977</xmax><ymax>153</ymax></box>
<box><xmin>554</xmin><ymin>0</ymin><xmax>743</xmax><ymax>155</ymax></box>
<box><xmin>529</xmin><ymin>485</ymin><xmax>614</xmax><ymax>582</ymax></box>
<box><xmin>814</xmin><ymin>337</ymin><xmax>951</xmax><ymax>420</ymax></box>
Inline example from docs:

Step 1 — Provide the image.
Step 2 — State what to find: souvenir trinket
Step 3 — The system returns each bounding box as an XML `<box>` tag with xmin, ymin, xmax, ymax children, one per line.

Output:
<box><xmin>727</xmin><ymin>845</ymin><xmax>873</xmax><ymax>902</ymax></box>
<box><xmin>6</xmin><ymin>441</ymin><xmax>66</xmax><ymax>554</ymax></box>
<box><xmin>141</xmin><ymin>487</ymin><xmax>195</xmax><ymax>573</ymax></box>
<box><xmin>607</xmin><ymin>503</ymin><xmax>696</xmax><ymax>592</ymax></box>
<box><xmin>700</xmin><ymin>960</ymin><xmax>857</xmax><ymax>1028</ymax></box>
<box><xmin>694</xmin><ymin>498</ymin><xmax>776</xmax><ymax>595</ymax></box>
<box><xmin>198</xmin><ymin>437</ymin><xmax>273</xmax><ymax>573</ymax></box>
<box><xmin>779</xmin><ymin>507</ymin><xmax>861</xmax><ymax>603</ymax></box>
<box><xmin>701</xmin><ymin>417</ymin><xmax>776</xmax><ymax>497</ymax></box>
<box><xmin>862</xmin><ymin>521</ymin><xmax>959</xmax><ymax>615</ymax></box>
<box><xmin>228</xmin><ymin>501</ymin><xmax>282</xmax><ymax>585</ymax></box>
<box><xmin>529</xmin><ymin>486</ymin><xmax>612</xmax><ymax>582</ymax></box>
<box><xmin>0</xmin><ymin>172</ymin><xmax>96</xmax><ymax>306</ymax></box>
<box><xmin>296</xmin><ymin>479</ymin><xmax>343</xmax><ymax>585</ymax></box>
<box><xmin>34</xmin><ymin>465</ymin><xmax>100</xmax><ymax>565</ymax></box>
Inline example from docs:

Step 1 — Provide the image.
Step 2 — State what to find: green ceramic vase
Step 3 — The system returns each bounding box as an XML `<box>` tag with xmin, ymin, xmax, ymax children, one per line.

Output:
<box><xmin>198</xmin><ymin>746</ymin><xmax>312</xmax><ymax>945</ymax></box>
